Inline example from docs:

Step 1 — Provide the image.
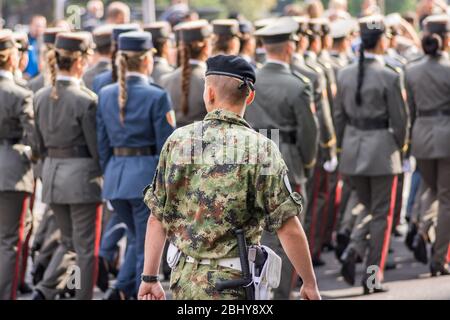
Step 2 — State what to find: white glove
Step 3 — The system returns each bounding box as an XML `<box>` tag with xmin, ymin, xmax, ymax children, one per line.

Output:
<box><xmin>324</xmin><ymin>156</ymin><xmax>339</xmax><ymax>173</ymax></box>
<box><xmin>402</xmin><ymin>158</ymin><xmax>412</xmax><ymax>173</ymax></box>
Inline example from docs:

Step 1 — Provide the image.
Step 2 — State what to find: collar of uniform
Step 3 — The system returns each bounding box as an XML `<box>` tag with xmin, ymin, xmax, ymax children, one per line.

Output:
<box><xmin>293</xmin><ymin>53</ymin><xmax>305</xmax><ymax>65</ymax></box>
<box><xmin>126</xmin><ymin>71</ymin><xmax>148</xmax><ymax>82</ymax></box>
<box><xmin>0</xmin><ymin>70</ymin><xmax>14</xmax><ymax>80</ymax></box>
<box><xmin>204</xmin><ymin>109</ymin><xmax>251</xmax><ymax>128</ymax></box>
<box><xmin>364</xmin><ymin>53</ymin><xmax>385</xmax><ymax>66</ymax></box>
<box><xmin>56</xmin><ymin>75</ymin><xmax>81</xmax><ymax>86</ymax></box>
<box><xmin>154</xmin><ymin>57</ymin><xmax>168</xmax><ymax>65</ymax></box>
<box><xmin>265</xmin><ymin>58</ymin><xmax>290</xmax><ymax>70</ymax></box>
<box><xmin>189</xmin><ymin>59</ymin><xmax>206</xmax><ymax>68</ymax></box>
<box><xmin>305</xmin><ymin>51</ymin><xmax>317</xmax><ymax>61</ymax></box>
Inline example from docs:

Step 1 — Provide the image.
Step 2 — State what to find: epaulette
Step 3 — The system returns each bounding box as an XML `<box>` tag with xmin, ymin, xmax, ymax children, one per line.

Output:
<box><xmin>385</xmin><ymin>62</ymin><xmax>403</xmax><ymax>74</ymax></box>
<box><xmin>291</xmin><ymin>70</ymin><xmax>311</xmax><ymax>85</ymax></box>
<box><xmin>80</xmin><ymin>85</ymin><xmax>98</xmax><ymax>99</ymax></box>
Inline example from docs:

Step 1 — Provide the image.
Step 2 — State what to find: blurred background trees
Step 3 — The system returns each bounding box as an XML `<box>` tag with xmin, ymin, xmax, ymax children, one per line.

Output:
<box><xmin>0</xmin><ymin>0</ymin><xmax>425</xmax><ymax>27</ymax></box>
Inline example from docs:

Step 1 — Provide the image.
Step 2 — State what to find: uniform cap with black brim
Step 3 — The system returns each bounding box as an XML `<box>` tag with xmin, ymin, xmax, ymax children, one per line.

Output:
<box><xmin>174</xmin><ymin>20</ymin><xmax>212</xmax><ymax>43</ymax></box>
<box><xmin>143</xmin><ymin>21</ymin><xmax>172</xmax><ymax>41</ymax></box>
<box><xmin>423</xmin><ymin>15</ymin><xmax>450</xmax><ymax>34</ymax></box>
<box><xmin>359</xmin><ymin>15</ymin><xmax>388</xmax><ymax>38</ymax></box>
<box><xmin>118</xmin><ymin>31</ymin><xmax>154</xmax><ymax>52</ymax></box>
<box><xmin>206</xmin><ymin>55</ymin><xmax>256</xmax><ymax>91</ymax></box>
<box><xmin>93</xmin><ymin>24</ymin><xmax>114</xmax><ymax>49</ymax></box>
<box><xmin>330</xmin><ymin>19</ymin><xmax>355</xmax><ymax>39</ymax></box>
<box><xmin>212</xmin><ymin>19</ymin><xmax>240</xmax><ymax>37</ymax></box>
<box><xmin>55</xmin><ymin>32</ymin><xmax>94</xmax><ymax>53</ymax></box>
<box><xmin>112</xmin><ymin>24</ymin><xmax>141</xmax><ymax>42</ymax></box>
<box><xmin>0</xmin><ymin>29</ymin><xmax>18</xmax><ymax>51</ymax></box>
<box><xmin>43</xmin><ymin>28</ymin><xmax>69</xmax><ymax>45</ymax></box>
<box><xmin>254</xmin><ymin>17</ymin><xmax>299</xmax><ymax>44</ymax></box>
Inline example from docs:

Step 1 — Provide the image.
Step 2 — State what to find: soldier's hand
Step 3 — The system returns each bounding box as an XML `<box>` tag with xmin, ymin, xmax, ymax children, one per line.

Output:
<box><xmin>300</xmin><ymin>283</ymin><xmax>321</xmax><ymax>300</ymax></box>
<box><xmin>138</xmin><ymin>282</ymin><xmax>166</xmax><ymax>300</ymax></box>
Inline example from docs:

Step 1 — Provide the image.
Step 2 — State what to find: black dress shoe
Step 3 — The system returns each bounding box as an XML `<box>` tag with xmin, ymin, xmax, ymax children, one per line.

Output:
<box><xmin>385</xmin><ymin>260</ymin><xmax>397</xmax><ymax>271</ymax></box>
<box><xmin>412</xmin><ymin>234</ymin><xmax>428</xmax><ymax>264</ymax></box>
<box><xmin>335</xmin><ymin>232</ymin><xmax>350</xmax><ymax>262</ymax></box>
<box><xmin>97</xmin><ymin>257</ymin><xmax>110</xmax><ymax>293</ymax></box>
<box><xmin>362</xmin><ymin>281</ymin><xmax>389</xmax><ymax>295</ymax></box>
<box><xmin>340</xmin><ymin>248</ymin><xmax>357</xmax><ymax>286</ymax></box>
<box><xmin>18</xmin><ymin>282</ymin><xmax>33</xmax><ymax>294</ymax></box>
<box><xmin>405</xmin><ymin>223</ymin><xmax>418</xmax><ymax>251</ymax></box>
<box><xmin>312</xmin><ymin>257</ymin><xmax>326</xmax><ymax>267</ymax></box>
<box><xmin>103</xmin><ymin>288</ymin><xmax>129</xmax><ymax>300</ymax></box>
<box><xmin>32</xmin><ymin>263</ymin><xmax>46</xmax><ymax>286</ymax></box>
<box><xmin>31</xmin><ymin>289</ymin><xmax>46</xmax><ymax>300</ymax></box>
<box><xmin>430</xmin><ymin>263</ymin><xmax>450</xmax><ymax>277</ymax></box>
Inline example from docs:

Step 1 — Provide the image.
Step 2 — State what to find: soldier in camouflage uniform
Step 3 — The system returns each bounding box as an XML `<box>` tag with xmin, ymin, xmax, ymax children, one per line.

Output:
<box><xmin>138</xmin><ymin>55</ymin><xmax>320</xmax><ymax>301</ymax></box>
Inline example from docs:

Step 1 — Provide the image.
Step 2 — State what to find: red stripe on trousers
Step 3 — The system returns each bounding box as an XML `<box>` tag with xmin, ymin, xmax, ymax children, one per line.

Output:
<box><xmin>378</xmin><ymin>175</ymin><xmax>398</xmax><ymax>281</ymax></box>
<box><xmin>11</xmin><ymin>195</ymin><xmax>29</xmax><ymax>300</ymax></box>
<box><xmin>91</xmin><ymin>204</ymin><xmax>103</xmax><ymax>292</ymax></box>
<box><xmin>309</xmin><ymin>168</ymin><xmax>321</xmax><ymax>255</ymax></box>
<box><xmin>447</xmin><ymin>246</ymin><xmax>450</xmax><ymax>263</ymax></box>
<box><xmin>317</xmin><ymin>171</ymin><xmax>330</xmax><ymax>259</ymax></box>
<box><xmin>331</xmin><ymin>174</ymin><xmax>343</xmax><ymax>236</ymax></box>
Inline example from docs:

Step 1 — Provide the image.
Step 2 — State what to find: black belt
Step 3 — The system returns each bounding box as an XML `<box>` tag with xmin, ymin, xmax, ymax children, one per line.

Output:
<box><xmin>0</xmin><ymin>138</ymin><xmax>20</xmax><ymax>145</ymax></box>
<box><xmin>113</xmin><ymin>146</ymin><xmax>156</xmax><ymax>157</ymax></box>
<box><xmin>417</xmin><ymin>109</ymin><xmax>450</xmax><ymax>117</ymax></box>
<box><xmin>348</xmin><ymin>118</ymin><xmax>389</xmax><ymax>130</ymax></box>
<box><xmin>47</xmin><ymin>146</ymin><xmax>91</xmax><ymax>158</ymax></box>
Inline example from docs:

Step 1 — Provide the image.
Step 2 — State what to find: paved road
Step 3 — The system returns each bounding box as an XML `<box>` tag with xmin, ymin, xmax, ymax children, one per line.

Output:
<box><xmin>19</xmin><ymin>231</ymin><xmax>449</xmax><ymax>300</ymax></box>
<box><xmin>300</xmin><ymin>234</ymin><xmax>450</xmax><ymax>300</ymax></box>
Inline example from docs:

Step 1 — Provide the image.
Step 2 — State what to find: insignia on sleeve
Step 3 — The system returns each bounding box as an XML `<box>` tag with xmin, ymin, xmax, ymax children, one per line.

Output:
<box><xmin>166</xmin><ymin>110</ymin><xmax>176</xmax><ymax>128</ymax></box>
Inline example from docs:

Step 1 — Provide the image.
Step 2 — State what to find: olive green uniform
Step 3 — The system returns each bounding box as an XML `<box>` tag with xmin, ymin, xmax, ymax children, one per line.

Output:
<box><xmin>405</xmin><ymin>53</ymin><xmax>450</xmax><ymax>269</ymax></box>
<box><xmin>0</xmin><ymin>71</ymin><xmax>36</xmax><ymax>300</ymax></box>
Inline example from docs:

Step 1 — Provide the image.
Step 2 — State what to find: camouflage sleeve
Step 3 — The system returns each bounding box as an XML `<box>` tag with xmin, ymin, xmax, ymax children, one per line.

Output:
<box><xmin>143</xmin><ymin>141</ymin><xmax>170</xmax><ymax>222</ymax></box>
<box><xmin>255</xmin><ymin>144</ymin><xmax>304</xmax><ymax>233</ymax></box>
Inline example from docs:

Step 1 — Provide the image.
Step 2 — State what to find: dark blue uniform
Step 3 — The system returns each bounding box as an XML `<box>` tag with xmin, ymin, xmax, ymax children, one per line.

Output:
<box><xmin>97</xmin><ymin>74</ymin><xmax>175</xmax><ymax>294</ymax></box>
<box><xmin>92</xmin><ymin>70</ymin><xmax>113</xmax><ymax>95</ymax></box>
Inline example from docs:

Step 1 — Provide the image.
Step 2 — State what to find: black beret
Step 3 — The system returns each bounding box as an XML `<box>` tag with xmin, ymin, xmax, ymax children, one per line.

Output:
<box><xmin>212</xmin><ymin>19</ymin><xmax>240</xmax><ymax>37</ymax></box>
<box><xmin>424</xmin><ymin>15</ymin><xmax>450</xmax><ymax>34</ymax></box>
<box><xmin>206</xmin><ymin>55</ymin><xmax>256</xmax><ymax>90</ymax></box>
<box><xmin>0</xmin><ymin>29</ymin><xmax>17</xmax><ymax>51</ymax></box>
<box><xmin>175</xmin><ymin>20</ymin><xmax>212</xmax><ymax>43</ymax></box>
<box><xmin>112</xmin><ymin>24</ymin><xmax>140</xmax><ymax>42</ymax></box>
<box><xmin>55</xmin><ymin>32</ymin><xmax>93</xmax><ymax>53</ymax></box>
<box><xmin>118</xmin><ymin>31</ymin><xmax>153</xmax><ymax>52</ymax></box>
<box><xmin>43</xmin><ymin>28</ymin><xmax>68</xmax><ymax>45</ymax></box>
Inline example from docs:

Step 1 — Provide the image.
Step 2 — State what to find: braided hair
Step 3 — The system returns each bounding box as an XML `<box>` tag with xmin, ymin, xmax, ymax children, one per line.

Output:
<box><xmin>51</xmin><ymin>49</ymin><xmax>85</xmax><ymax>100</ymax></box>
<box><xmin>111</xmin><ymin>41</ymin><xmax>119</xmax><ymax>82</ymax></box>
<box><xmin>180</xmin><ymin>40</ymin><xmax>207</xmax><ymax>115</ymax></box>
<box><xmin>355</xmin><ymin>34</ymin><xmax>383</xmax><ymax>106</ymax></box>
<box><xmin>117</xmin><ymin>50</ymin><xmax>148</xmax><ymax>125</ymax></box>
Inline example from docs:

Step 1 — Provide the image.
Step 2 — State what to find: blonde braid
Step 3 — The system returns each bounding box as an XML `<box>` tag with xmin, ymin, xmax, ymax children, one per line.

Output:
<box><xmin>118</xmin><ymin>52</ymin><xmax>128</xmax><ymax>125</ymax></box>
<box><xmin>47</xmin><ymin>49</ymin><xmax>58</xmax><ymax>99</ymax></box>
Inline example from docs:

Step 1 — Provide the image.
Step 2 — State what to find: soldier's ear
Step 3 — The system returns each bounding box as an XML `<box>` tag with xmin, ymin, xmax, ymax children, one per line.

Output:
<box><xmin>245</xmin><ymin>90</ymin><xmax>255</xmax><ymax>106</ymax></box>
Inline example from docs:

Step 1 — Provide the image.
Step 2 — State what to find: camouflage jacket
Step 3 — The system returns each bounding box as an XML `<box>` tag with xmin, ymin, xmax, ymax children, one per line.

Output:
<box><xmin>144</xmin><ymin>109</ymin><xmax>304</xmax><ymax>260</ymax></box>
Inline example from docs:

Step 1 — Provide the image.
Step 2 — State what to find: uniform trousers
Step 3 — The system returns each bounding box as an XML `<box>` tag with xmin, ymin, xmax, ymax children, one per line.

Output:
<box><xmin>0</xmin><ymin>191</ymin><xmax>30</xmax><ymax>300</ymax></box>
<box><xmin>110</xmin><ymin>199</ymin><xmax>149</xmax><ymax>296</ymax></box>
<box><xmin>416</xmin><ymin>158</ymin><xmax>450</xmax><ymax>268</ymax></box>
<box><xmin>36</xmin><ymin>203</ymin><xmax>101</xmax><ymax>300</ymax></box>
<box><xmin>347</xmin><ymin>175</ymin><xmax>397</xmax><ymax>281</ymax></box>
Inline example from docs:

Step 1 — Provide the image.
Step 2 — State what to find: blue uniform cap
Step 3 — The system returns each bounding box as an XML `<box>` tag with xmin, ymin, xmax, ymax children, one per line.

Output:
<box><xmin>112</xmin><ymin>24</ymin><xmax>140</xmax><ymax>42</ymax></box>
<box><xmin>206</xmin><ymin>55</ymin><xmax>256</xmax><ymax>91</ymax></box>
<box><xmin>118</xmin><ymin>31</ymin><xmax>154</xmax><ymax>52</ymax></box>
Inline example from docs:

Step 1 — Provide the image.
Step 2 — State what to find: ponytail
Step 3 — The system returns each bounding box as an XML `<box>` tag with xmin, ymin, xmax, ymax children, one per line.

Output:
<box><xmin>422</xmin><ymin>33</ymin><xmax>443</xmax><ymax>56</ymax></box>
<box><xmin>181</xmin><ymin>43</ymin><xmax>191</xmax><ymax>116</ymax></box>
<box><xmin>118</xmin><ymin>52</ymin><xmax>128</xmax><ymax>125</ymax></box>
<box><xmin>47</xmin><ymin>49</ymin><xmax>58</xmax><ymax>99</ymax></box>
<box><xmin>355</xmin><ymin>43</ymin><xmax>365</xmax><ymax>106</ymax></box>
